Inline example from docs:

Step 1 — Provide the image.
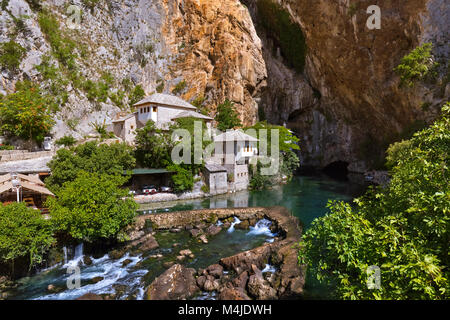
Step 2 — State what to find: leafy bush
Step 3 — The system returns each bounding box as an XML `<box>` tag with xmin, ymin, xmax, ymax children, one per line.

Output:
<box><xmin>0</xmin><ymin>143</ymin><xmax>14</xmax><ymax>150</ymax></box>
<box><xmin>394</xmin><ymin>43</ymin><xmax>438</xmax><ymax>87</ymax></box>
<box><xmin>257</xmin><ymin>0</ymin><xmax>307</xmax><ymax>73</ymax></box>
<box><xmin>129</xmin><ymin>85</ymin><xmax>145</xmax><ymax>106</ymax></box>
<box><xmin>172</xmin><ymin>80</ymin><xmax>187</xmax><ymax>95</ymax></box>
<box><xmin>215</xmin><ymin>99</ymin><xmax>242</xmax><ymax>131</ymax></box>
<box><xmin>299</xmin><ymin>102</ymin><xmax>450</xmax><ymax>299</ymax></box>
<box><xmin>0</xmin><ymin>41</ymin><xmax>26</xmax><ymax>72</ymax></box>
<box><xmin>135</xmin><ymin>120</ymin><xmax>172</xmax><ymax>168</ymax></box>
<box><xmin>55</xmin><ymin>135</ymin><xmax>77</xmax><ymax>147</ymax></box>
<box><xmin>38</xmin><ymin>11</ymin><xmax>77</xmax><ymax>70</ymax></box>
<box><xmin>249</xmin><ymin>162</ymin><xmax>273</xmax><ymax>190</ymax></box>
<box><xmin>48</xmin><ymin>172</ymin><xmax>137</xmax><ymax>242</ymax></box>
<box><xmin>46</xmin><ymin>141</ymin><xmax>136</xmax><ymax>192</ymax></box>
<box><xmin>166</xmin><ymin>164</ymin><xmax>194</xmax><ymax>193</ymax></box>
<box><xmin>0</xmin><ymin>203</ymin><xmax>55</xmax><ymax>270</ymax></box>
<box><xmin>0</xmin><ymin>81</ymin><xmax>55</xmax><ymax>146</ymax></box>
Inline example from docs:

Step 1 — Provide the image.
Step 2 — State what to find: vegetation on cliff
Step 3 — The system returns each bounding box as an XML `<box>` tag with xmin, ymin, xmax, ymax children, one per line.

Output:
<box><xmin>0</xmin><ymin>81</ymin><xmax>55</xmax><ymax>146</ymax></box>
<box><xmin>257</xmin><ymin>0</ymin><xmax>307</xmax><ymax>73</ymax></box>
<box><xmin>215</xmin><ymin>99</ymin><xmax>242</xmax><ymax>131</ymax></box>
<box><xmin>299</xmin><ymin>102</ymin><xmax>450</xmax><ymax>299</ymax></box>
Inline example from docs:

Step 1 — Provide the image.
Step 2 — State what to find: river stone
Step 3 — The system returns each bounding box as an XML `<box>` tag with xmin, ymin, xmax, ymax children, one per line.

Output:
<box><xmin>146</xmin><ymin>264</ymin><xmax>199</xmax><ymax>300</ymax></box>
<box><xmin>179</xmin><ymin>249</ymin><xmax>192</xmax><ymax>256</ymax></box>
<box><xmin>218</xmin><ymin>287</ymin><xmax>251</xmax><ymax>300</ymax></box>
<box><xmin>247</xmin><ymin>265</ymin><xmax>277</xmax><ymax>300</ymax></box>
<box><xmin>205</xmin><ymin>224</ymin><xmax>222</xmax><ymax>236</ymax></box>
<box><xmin>109</xmin><ymin>248</ymin><xmax>127</xmax><ymax>260</ymax></box>
<box><xmin>203</xmin><ymin>276</ymin><xmax>220</xmax><ymax>292</ymax></box>
<box><xmin>122</xmin><ymin>259</ymin><xmax>132</xmax><ymax>267</ymax></box>
<box><xmin>83</xmin><ymin>256</ymin><xmax>93</xmax><ymax>266</ymax></box>
<box><xmin>235</xmin><ymin>220</ymin><xmax>250</xmax><ymax>230</ymax></box>
<box><xmin>206</xmin><ymin>264</ymin><xmax>223</xmax><ymax>278</ymax></box>
<box><xmin>190</xmin><ymin>228</ymin><xmax>203</xmax><ymax>237</ymax></box>
<box><xmin>199</xmin><ymin>235</ymin><xmax>208</xmax><ymax>244</ymax></box>
<box><xmin>196</xmin><ymin>275</ymin><xmax>207</xmax><ymax>289</ymax></box>
<box><xmin>232</xmin><ymin>271</ymin><xmax>249</xmax><ymax>289</ymax></box>
<box><xmin>91</xmin><ymin>276</ymin><xmax>104</xmax><ymax>284</ymax></box>
<box><xmin>137</xmin><ymin>234</ymin><xmax>159</xmax><ymax>252</ymax></box>
<box><xmin>76</xmin><ymin>293</ymin><xmax>103</xmax><ymax>300</ymax></box>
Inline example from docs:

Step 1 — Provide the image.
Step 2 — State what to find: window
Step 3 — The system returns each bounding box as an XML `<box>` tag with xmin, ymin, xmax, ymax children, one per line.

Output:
<box><xmin>153</xmin><ymin>106</ymin><xmax>157</xmax><ymax>112</ymax></box>
<box><xmin>130</xmin><ymin>125</ymin><xmax>134</xmax><ymax>130</ymax></box>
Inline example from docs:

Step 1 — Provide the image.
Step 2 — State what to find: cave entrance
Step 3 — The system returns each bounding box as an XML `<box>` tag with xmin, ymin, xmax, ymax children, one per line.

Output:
<box><xmin>323</xmin><ymin>161</ymin><xmax>349</xmax><ymax>180</ymax></box>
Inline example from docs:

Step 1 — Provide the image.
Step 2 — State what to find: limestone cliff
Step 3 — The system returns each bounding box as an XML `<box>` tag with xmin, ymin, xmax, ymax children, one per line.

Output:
<box><xmin>0</xmin><ymin>0</ymin><xmax>266</xmax><ymax>139</ymax></box>
<box><xmin>244</xmin><ymin>0</ymin><xmax>449</xmax><ymax>171</ymax></box>
<box><xmin>0</xmin><ymin>0</ymin><xmax>448</xmax><ymax>170</ymax></box>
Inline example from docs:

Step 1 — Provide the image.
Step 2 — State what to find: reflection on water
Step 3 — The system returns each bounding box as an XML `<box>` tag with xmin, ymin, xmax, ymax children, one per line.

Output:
<box><xmin>140</xmin><ymin>173</ymin><xmax>368</xmax><ymax>230</ymax></box>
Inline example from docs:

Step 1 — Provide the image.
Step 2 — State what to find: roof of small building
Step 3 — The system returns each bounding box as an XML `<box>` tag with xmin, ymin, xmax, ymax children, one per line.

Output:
<box><xmin>214</xmin><ymin>130</ymin><xmax>259</xmax><ymax>142</ymax></box>
<box><xmin>0</xmin><ymin>173</ymin><xmax>54</xmax><ymax>196</ymax></box>
<box><xmin>112</xmin><ymin>113</ymin><xmax>137</xmax><ymax>123</ymax></box>
<box><xmin>171</xmin><ymin>110</ymin><xmax>213</xmax><ymax>121</ymax></box>
<box><xmin>0</xmin><ymin>157</ymin><xmax>51</xmax><ymax>175</ymax></box>
<box><xmin>205</xmin><ymin>164</ymin><xmax>227</xmax><ymax>173</ymax></box>
<box><xmin>125</xmin><ymin>168</ymin><xmax>173</xmax><ymax>175</ymax></box>
<box><xmin>134</xmin><ymin>93</ymin><xmax>197</xmax><ymax>110</ymax></box>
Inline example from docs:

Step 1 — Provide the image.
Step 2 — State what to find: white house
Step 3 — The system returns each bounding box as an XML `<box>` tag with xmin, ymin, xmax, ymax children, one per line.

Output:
<box><xmin>112</xmin><ymin>93</ymin><xmax>213</xmax><ymax>144</ymax></box>
<box><xmin>209</xmin><ymin>130</ymin><xmax>259</xmax><ymax>191</ymax></box>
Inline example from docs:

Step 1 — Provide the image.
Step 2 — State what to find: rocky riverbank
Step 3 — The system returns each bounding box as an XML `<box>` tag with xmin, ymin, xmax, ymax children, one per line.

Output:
<box><xmin>130</xmin><ymin>206</ymin><xmax>304</xmax><ymax>300</ymax></box>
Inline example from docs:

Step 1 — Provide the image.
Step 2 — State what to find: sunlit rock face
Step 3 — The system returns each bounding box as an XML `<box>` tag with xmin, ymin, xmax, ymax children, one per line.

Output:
<box><xmin>1</xmin><ymin>0</ymin><xmax>448</xmax><ymax>170</ymax></box>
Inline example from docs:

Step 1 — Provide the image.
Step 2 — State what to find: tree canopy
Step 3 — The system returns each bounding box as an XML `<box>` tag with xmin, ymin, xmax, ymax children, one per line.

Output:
<box><xmin>299</xmin><ymin>102</ymin><xmax>450</xmax><ymax>300</ymax></box>
<box><xmin>0</xmin><ymin>203</ymin><xmax>55</xmax><ymax>270</ymax></box>
<box><xmin>215</xmin><ymin>99</ymin><xmax>242</xmax><ymax>131</ymax></box>
<box><xmin>46</xmin><ymin>141</ymin><xmax>135</xmax><ymax>192</ymax></box>
<box><xmin>47</xmin><ymin>172</ymin><xmax>138</xmax><ymax>242</ymax></box>
<box><xmin>134</xmin><ymin>120</ymin><xmax>172</xmax><ymax>168</ymax></box>
<box><xmin>0</xmin><ymin>81</ymin><xmax>55</xmax><ymax>146</ymax></box>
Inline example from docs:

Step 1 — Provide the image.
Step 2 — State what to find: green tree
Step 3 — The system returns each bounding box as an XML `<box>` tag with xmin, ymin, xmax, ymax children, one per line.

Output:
<box><xmin>46</xmin><ymin>141</ymin><xmax>135</xmax><ymax>192</ymax></box>
<box><xmin>246</xmin><ymin>121</ymin><xmax>300</xmax><ymax>153</ymax></box>
<box><xmin>47</xmin><ymin>172</ymin><xmax>138</xmax><ymax>242</ymax></box>
<box><xmin>129</xmin><ymin>85</ymin><xmax>145</xmax><ymax>106</ymax></box>
<box><xmin>166</xmin><ymin>164</ymin><xmax>194</xmax><ymax>193</ymax></box>
<box><xmin>0</xmin><ymin>81</ymin><xmax>55</xmax><ymax>147</ymax></box>
<box><xmin>394</xmin><ymin>43</ymin><xmax>438</xmax><ymax>87</ymax></box>
<box><xmin>215</xmin><ymin>99</ymin><xmax>242</xmax><ymax>131</ymax></box>
<box><xmin>135</xmin><ymin>120</ymin><xmax>172</xmax><ymax>168</ymax></box>
<box><xmin>299</xmin><ymin>102</ymin><xmax>450</xmax><ymax>300</ymax></box>
<box><xmin>0</xmin><ymin>203</ymin><xmax>55</xmax><ymax>272</ymax></box>
<box><xmin>55</xmin><ymin>135</ymin><xmax>77</xmax><ymax>148</ymax></box>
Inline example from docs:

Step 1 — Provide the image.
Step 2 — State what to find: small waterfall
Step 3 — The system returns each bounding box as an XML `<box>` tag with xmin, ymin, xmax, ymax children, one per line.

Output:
<box><xmin>74</xmin><ymin>243</ymin><xmax>83</xmax><ymax>259</ymax></box>
<box><xmin>216</xmin><ymin>220</ymin><xmax>223</xmax><ymax>227</ymax></box>
<box><xmin>227</xmin><ymin>217</ymin><xmax>241</xmax><ymax>233</ymax></box>
<box><xmin>64</xmin><ymin>243</ymin><xmax>84</xmax><ymax>268</ymax></box>
<box><xmin>261</xmin><ymin>264</ymin><xmax>277</xmax><ymax>274</ymax></box>
<box><xmin>63</xmin><ymin>246</ymin><xmax>68</xmax><ymax>264</ymax></box>
<box><xmin>247</xmin><ymin>219</ymin><xmax>276</xmax><ymax>237</ymax></box>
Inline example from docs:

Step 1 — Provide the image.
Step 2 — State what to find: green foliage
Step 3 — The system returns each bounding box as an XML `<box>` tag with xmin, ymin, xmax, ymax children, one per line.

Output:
<box><xmin>38</xmin><ymin>11</ymin><xmax>77</xmax><ymax>70</ymax></box>
<box><xmin>192</xmin><ymin>96</ymin><xmax>208</xmax><ymax>115</ymax></box>
<box><xmin>0</xmin><ymin>40</ymin><xmax>26</xmax><ymax>72</ymax></box>
<box><xmin>245</xmin><ymin>121</ymin><xmax>300</xmax><ymax>153</ymax></box>
<box><xmin>347</xmin><ymin>3</ymin><xmax>359</xmax><ymax>16</ymax></box>
<box><xmin>172</xmin><ymin>80</ymin><xmax>187</xmax><ymax>95</ymax></box>
<box><xmin>215</xmin><ymin>99</ymin><xmax>242</xmax><ymax>131</ymax></box>
<box><xmin>135</xmin><ymin>120</ymin><xmax>172</xmax><ymax>168</ymax></box>
<box><xmin>201</xmin><ymin>184</ymin><xmax>209</xmax><ymax>193</ymax></box>
<box><xmin>281</xmin><ymin>149</ymin><xmax>300</xmax><ymax>177</ymax></box>
<box><xmin>46</xmin><ymin>141</ymin><xmax>136</xmax><ymax>192</ymax></box>
<box><xmin>249</xmin><ymin>162</ymin><xmax>273</xmax><ymax>190</ymax></box>
<box><xmin>55</xmin><ymin>135</ymin><xmax>77</xmax><ymax>148</ymax></box>
<box><xmin>300</xmin><ymin>102</ymin><xmax>450</xmax><ymax>300</ymax></box>
<box><xmin>0</xmin><ymin>143</ymin><xmax>14</xmax><ymax>150</ymax></box>
<box><xmin>0</xmin><ymin>203</ymin><xmax>55</xmax><ymax>269</ymax></box>
<box><xmin>257</xmin><ymin>0</ymin><xmax>307</xmax><ymax>73</ymax></box>
<box><xmin>129</xmin><ymin>85</ymin><xmax>145</xmax><ymax>106</ymax></box>
<box><xmin>47</xmin><ymin>172</ymin><xmax>137</xmax><ymax>242</ymax></box>
<box><xmin>0</xmin><ymin>81</ymin><xmax>55</xmax><ymax>145</ymax></box>
<box><xmin>166</xmin><ymin>164</ymin><xmax>194</xmax><ymax>193</ymax></box>
<box><xmin>394</xmin><ymin>43</ymin><xmax>438</xmax><ymax>87</ymax></box>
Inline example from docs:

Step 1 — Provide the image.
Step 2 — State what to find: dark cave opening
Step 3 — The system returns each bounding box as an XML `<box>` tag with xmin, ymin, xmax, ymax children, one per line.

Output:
<box><xmin>323</xmin><ymin>161</ymin><xmax>350</xmax><ymax>180</ymax></box>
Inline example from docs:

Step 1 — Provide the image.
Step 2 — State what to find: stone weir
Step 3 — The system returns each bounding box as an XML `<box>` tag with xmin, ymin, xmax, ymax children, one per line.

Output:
<box><xmin>131</xmin><ymin>207</ymin><xmax>305</xmax><ymax>300</ymax></box>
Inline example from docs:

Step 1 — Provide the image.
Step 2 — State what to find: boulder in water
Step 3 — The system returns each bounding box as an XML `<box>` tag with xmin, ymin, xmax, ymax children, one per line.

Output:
<box><xmin>91</xmin><ymin>276</ymin><xmax>104</xmax><ymax>284</ymax></box>
<box><xmin>146</xmin><ymin>264</ymin><xmax>199</xmax><ymax>300</ymax></box>
<box><xmin>218</xmin><ymin>287</ymin><xmax>251</xmax><ymax>300</ymax></box>
<box><xmin>206</xmin><ymin>264</ymin><xmax>223</xmax><ymax>278</ymax></box>
<box><xmin>76</xmin><ymin>293</ymin><xmax>103</xmax><ymax>300</ymax></box>
<box><xmin>189</xmin><ymin>228</ymin><xmax>203</xmax><ymax>237</ymax></box>
<box><xmin>235</xmin><ymin>220</ymin><xmax>250</xmax><ymax>230</ymax></box>
<box><xmin>199</xmin><ymin>235</ymin><xmax>208</xmax><ymax>244</ymax></box>
<box><xmin>205</xmin><ymin>224</ymin><xmax>222</xmax><ymax>236</ymax></box>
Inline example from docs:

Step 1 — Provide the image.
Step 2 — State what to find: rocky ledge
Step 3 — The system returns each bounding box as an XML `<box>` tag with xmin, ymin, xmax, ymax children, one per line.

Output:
<box><xmin>130</xmin><ymin>207</ymin><xmax>304</xmax><ymax>300</ymax></box>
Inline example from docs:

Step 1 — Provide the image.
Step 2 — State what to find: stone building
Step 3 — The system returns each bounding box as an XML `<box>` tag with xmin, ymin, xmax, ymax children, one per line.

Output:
<box><xmin>210</xmin><ymin>130</ymin><xmax>259</xmax><ymax>191</ymax></box>
<box><xmin>203</xmin><ymin>164</ymin><xmax>228</xmax><ymax>195</ymax></box>
<box><xmin>112</xmin><ymin>93</ymin><xmax>213</xmax><ymax>145</ymax></box>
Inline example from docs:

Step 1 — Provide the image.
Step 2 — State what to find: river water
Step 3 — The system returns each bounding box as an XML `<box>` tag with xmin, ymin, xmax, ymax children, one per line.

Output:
<box><xmin>7</xmin><ymin>172</ymin><xmax>368</xmax><ymax>300</ymax></box>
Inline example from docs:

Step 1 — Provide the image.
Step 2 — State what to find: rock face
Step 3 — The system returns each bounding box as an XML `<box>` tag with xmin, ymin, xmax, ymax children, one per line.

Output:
<box><xmin>0</xmin><ymin>0</ymin><xmax>266</xmax><ymax>140</ymax></box>
<box><xmin>244</xmin><ymin>0</ymin><xmax>449</xmax><ymax>170</ymax></box>
<box><xmin>146</xmin><ymin>264</ymin><xmax>199</xmax><ymax>300</ymax></box>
